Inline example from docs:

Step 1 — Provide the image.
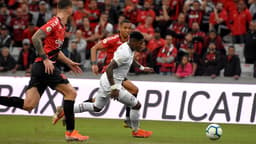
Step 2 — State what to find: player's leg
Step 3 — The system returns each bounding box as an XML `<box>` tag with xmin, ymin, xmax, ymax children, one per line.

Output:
<box><xmin>55</xmin><ymin>83</ymin><xmax>89</xmax><ymax>141</ymax></box>
<box><xmin>73</xmin><ymin>88</ymin><xmax>109</xmax><ymax>113</ymax></box>
<box><xmin>0</xmin><ymin>96</ymin><xmax>25</xmax><ymax>110</ymax></box>
<box><xmin>23</xmin><ymin>87</ymin><xmax>41</xmax><ymax>111</ymax></box>
<box><xmin>48</xmin><ymin>66</ymin><xmax>88</xmax><ymax>141</ymax></box>
<box><xmin>52</xmin><ymin>88</ymin><xmax>108</xmax><ymax>126</ymax></box>
<box><xmin>122</xmin><ymin>79</ymin><xmax>139</xmax><ymax>96</ymax></box>
<box><xmin>122</xmin><ymin>79</ymin><xmax>138</xmax><ymax>128</ymax></box>
<box><xmin>0</xmin><ymin>63</ymin><xmax>43</xmax><ymax>111</ymax></box>
<box><xmin>117</xmin><ymin>88</ymin><xmax>152</xmax><ymax>138</ymax></box>
<box><xmin>0</xmin><ymin>87</ymin><xmax>41</xmax><ymax>111</ymax></box>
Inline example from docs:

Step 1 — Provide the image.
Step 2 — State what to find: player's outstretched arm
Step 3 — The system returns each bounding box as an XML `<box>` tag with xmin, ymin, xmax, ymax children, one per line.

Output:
<box><xmin>132</xmin><ymin>60</ymin><xmax>154</xmax><ymax>73</ymax></box>
<box><xmin>32</xmin><ymin>29</ymin><xmax>55</xmax><ymax>74</ymax></box>
<box><xmin>90</xmin><ymin>42</ymin><xmax>104</xmax><ymax>75</ymax></box>
<box><xmin>57</xmin><ymin>51</ymin><xmax>83</xmax><ymax>74</ymax></box>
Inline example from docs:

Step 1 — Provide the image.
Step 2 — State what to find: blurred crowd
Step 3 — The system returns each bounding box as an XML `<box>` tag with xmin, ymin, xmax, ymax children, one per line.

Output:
<box><xmin>0</xmin><ymin>0</ymin><xmax>256</xmax><ymax>79</ymax></box>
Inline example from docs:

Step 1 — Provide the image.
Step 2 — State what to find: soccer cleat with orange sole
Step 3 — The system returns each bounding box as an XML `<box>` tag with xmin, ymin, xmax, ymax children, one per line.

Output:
<box><xmin>65</xmin><ymin>130</ymin><xmax>89</xmax><ymax>141</ymax></box>
<box><xmin>132</xmin><ymin>129</ymin><xmax>153</xmax><ymax>138</ymax></box>
<box><xmin>52</xmin><ymin>106</ymin><xmax>65</xmax><ymax>125</ymax></box>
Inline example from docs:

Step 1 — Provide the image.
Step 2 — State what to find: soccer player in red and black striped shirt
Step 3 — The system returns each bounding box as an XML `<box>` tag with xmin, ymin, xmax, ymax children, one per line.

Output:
<box><xmin>0</xmin><ymin>0</ymin><xmax>88</xmax><ymax>142</ymax></box>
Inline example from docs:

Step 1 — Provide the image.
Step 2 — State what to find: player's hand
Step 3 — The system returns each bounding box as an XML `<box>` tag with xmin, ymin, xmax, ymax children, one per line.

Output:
<box><xmin>69</xmin><ymin>62</ymin><xmax>83</xmax><ymax>74</ymax></box>
<box><xmin>91</xmin><ymin>64</ymin><xmax>99</xmax><ymax>75</ymax></box>
<box><xmin>143</xmin><ymin>67</ymin><xmax>154</xmax><ymax>73</ymax></box>
<box><xmin>110</xmin><ymin>89</ymin><xmax>119</xmax><ymax>100</ymax></box>
<box><xmin>43</xmin><ymin>59</ymin><xmax>55</xmax><ymax>74</ymax></box>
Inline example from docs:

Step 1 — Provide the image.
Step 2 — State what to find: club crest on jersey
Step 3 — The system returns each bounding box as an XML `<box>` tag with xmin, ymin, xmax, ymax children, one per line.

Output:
<box><xmin>102</xmin><ymin>39</ymin><xmax>107</xmax><ymax>44</ymax></box>
<box><xmin>46</xmin><ymin>26</ymin><xmax>52</xmax><ymax>32</ymax></box>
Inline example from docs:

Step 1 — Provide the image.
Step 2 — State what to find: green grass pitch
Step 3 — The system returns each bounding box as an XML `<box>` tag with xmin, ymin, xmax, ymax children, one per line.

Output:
<box><xmin>0</xmin><ymin>115</ymin><xmax>255</xmax><ymax>144</ymax></box>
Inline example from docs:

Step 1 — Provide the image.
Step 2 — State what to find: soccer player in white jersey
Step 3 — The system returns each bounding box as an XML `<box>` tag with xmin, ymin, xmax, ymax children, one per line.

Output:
<box><xmin>54</xmin><ymin>31</ymin><xmax>154</xmax><ymax>138</ymax></box>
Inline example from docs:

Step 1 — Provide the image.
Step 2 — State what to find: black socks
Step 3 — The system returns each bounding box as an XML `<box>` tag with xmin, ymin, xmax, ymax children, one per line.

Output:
<box><xmin>64</xmin><ymin>100</ymin><xmax>75</xmax><ymax>131</ymax></box>
<box><xmin>0</xmin><ymin>96</ymin><xmax>24</xmax><ymax>109</ymax></box>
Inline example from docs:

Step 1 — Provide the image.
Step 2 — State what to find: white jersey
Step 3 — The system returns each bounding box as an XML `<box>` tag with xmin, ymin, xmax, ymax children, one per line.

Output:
<box><xmin>100</xmin><ymin>42</ymin><xmax>134</xmax><ymax>91</ymax></box>
<box><xmin>112</xmin><ymin>42</ymin><xmax>134</xmax><ymax>80</ymax></box>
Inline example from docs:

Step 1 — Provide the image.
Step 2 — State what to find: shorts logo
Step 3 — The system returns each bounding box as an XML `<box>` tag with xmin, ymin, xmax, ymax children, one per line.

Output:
<box><xmin>46</xmin><ymin>26</ymin><xmax>52</xmax><ymax>32</ymax></box>
<box><xmin>60</xmin><ymin>73</ymin><xmax>67</xmax><ymax>80</ymax></box>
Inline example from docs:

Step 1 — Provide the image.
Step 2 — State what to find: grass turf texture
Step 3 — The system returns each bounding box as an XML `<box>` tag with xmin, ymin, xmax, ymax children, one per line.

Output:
<box><xmin>0</xmin><ymin>115</ymin><xmax>255</xmax><ymax>144</ymax></box>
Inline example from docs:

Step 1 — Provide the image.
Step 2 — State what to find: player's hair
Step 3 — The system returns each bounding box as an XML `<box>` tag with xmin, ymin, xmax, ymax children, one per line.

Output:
<box><xmin>130</xmin><ymin>31</ymin><xmax>144</xmax><ymax>41</ymax></box>
<box><xmin>120</xmin><ymin>19</ymin><xmax>131</xmax><ymax>25</ymax></box>
<box><xmin>57</xmin><ymin>0</ymin><xmax>72</xmax><ymax>9</ymax></box>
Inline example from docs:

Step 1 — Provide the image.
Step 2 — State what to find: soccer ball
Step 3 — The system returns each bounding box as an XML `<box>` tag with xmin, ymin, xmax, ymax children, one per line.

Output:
<box><xmin>205</xmin><ymin>124</ymin><xmax>223</xmax><ymax>140</ymax></box>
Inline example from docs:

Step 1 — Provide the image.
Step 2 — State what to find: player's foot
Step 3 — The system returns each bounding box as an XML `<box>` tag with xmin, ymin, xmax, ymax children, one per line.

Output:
<box><xmin>65</xmin><ymin>130</ymin><xmax>89</xmax><ymax>141</ymax></box>
<box><xmin>52</xmin><ymin>106</ymin><xmax>65</xmax><ymax>125</ymax></box>
<box><xmin>123</xmin><ymin>120</ymin><xmax>131</xmax><ymax>128</ymax></box>
<box><xmin>132</xmin><ymin>129</ymin><xmax>153</xmax><ymax>138</ymax></box>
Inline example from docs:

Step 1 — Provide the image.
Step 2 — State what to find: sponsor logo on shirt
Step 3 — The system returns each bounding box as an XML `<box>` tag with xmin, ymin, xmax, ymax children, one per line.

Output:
<box><xmin>55</xmin><ymin>39</ymin><xmax>63</xmax><ymax>49</ymax></box>
<box><xmin>50</xmin><ymin>19</ymin><xmax>59</xmax><ymax>28</ymax></box>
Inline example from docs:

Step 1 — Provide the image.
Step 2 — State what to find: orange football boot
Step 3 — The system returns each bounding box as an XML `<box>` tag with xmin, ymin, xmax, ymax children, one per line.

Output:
<box><xmin>65</xmin><ymin>130</ymin><xmax>89</xmax><ymax>141</ymax></box>
<box><xmin>52</xmin><ymin>106</ymin><xmax>65</xmax><ymax>125</ymax></box>
<box><xmin>132</xmin><ymin>129</ymin><xmax>153</xmax><ymax>138</ymax></box>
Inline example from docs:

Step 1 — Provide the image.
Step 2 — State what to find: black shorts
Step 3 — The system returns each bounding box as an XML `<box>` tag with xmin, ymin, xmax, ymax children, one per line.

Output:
<box><xmin>27</xmin><ymin>62</ymin><xmax>69</xmax><ymax>96</ymax></box>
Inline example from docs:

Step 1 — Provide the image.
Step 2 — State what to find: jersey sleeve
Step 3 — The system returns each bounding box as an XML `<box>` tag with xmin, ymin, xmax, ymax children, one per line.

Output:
<box><xmin>101</xmin><ymin>35</ymin><xmax>118</xmax><ymax>49</ymax></box>
<box><xmin>101</xmin><ymin>38</ymin><xmax>111</xmax><ymax>49</ymax></box>
<box><xmin>40</xmin><ymin>18</ymin><xmax>58</xmax><ymax>36</ymax></box>
<box><xmin>113</xmin><ymin>48</ymin><xmax>130</xmax><ymax>66</ymax></box>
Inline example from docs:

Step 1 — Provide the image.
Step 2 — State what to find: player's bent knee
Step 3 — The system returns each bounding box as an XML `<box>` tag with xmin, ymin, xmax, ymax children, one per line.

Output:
<box><xmin>70</xmin><ymin>89</ymin><xmax>77</xmax><ymax>98</ymax></box>
<box><xmin>23</xmin><ymin>105</ymin><xmax>35</xmax><ymax>111</ymax></box>
<box><xmin>23</xmin><ymin>99</ymin><xmax>37</xmax><ymax>111</ymax></box>
<box><xmin>93</xmin><ymin>106</ymin><xmax>102</xmax><ymax>112</ymax></box>
<box><xmin>65</xmin><ymin>89</ymin><xmax>77</xmax><ymax>100</ymax></box>
<box><xmin>131</xmin><ymin>87</ymin><xmax>139</xmax><ymax>96</ymax></box>
<box><xmin>132</xmin><ymin>102</ymin><xmax>141</xmax><ymax>110</ymax></box>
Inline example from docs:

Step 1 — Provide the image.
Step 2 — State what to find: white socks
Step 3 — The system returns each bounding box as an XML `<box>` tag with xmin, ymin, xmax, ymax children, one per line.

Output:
<box><xmin>130</xmin><ymin>109</ymin><xmax>140</xmax><ymax>132</ymax></box>
<box><xmin>74</xmin><ymin>102</ymin><xmax>94</xmax><ymax>113</ymax></box>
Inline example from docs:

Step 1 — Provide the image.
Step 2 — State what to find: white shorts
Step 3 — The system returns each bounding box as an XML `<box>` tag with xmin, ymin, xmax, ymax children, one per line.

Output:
<box><xmin>99</xmin><ymin>73</ymin><xmax>123</xmax><ymax>92</ymax></box>
<box><xmin>94</xmin><ymin>75</ymin><xmax>138</xmax><ymax>109</ymax></box>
